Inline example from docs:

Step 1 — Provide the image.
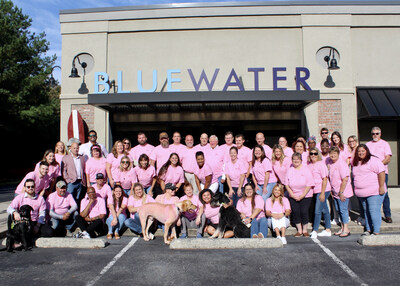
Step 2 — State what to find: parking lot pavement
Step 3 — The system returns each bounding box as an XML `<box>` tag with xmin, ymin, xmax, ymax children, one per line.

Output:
<box><xmin>1</xmin><ymin>235</ymin><xmax>399</xmax><ymax>286</ymax></box>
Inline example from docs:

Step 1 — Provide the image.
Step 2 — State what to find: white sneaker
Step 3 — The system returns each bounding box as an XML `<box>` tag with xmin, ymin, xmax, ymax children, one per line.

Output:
<box><xmin>318</xmin><ymin>230</ymin><xmax>332</xmax><ymax>237</ymax></box>
<box><xmin>310</xmin><ymin>231</ymin><xmax>318</xmax><ymax>239</ymax></box>
<box><xmin>277</xmin><ymin>236</ymin><xmax>281</xmax><ymax>241</ymax></box>
<box><xmin>82</xmin><ymin>231</ymin><xmax>91</xmax><ymax>239</ymax></box>
<box><xmin>148</xmin><ymin>233</ymin><xmax>154</xmax><ymax>240</ymax></box>
<box><xmin>281</xmin><ymin>237</ymin><xmax>287</xmax><ymax>245</ymax></box>
<box><xmin>330</xmin><ymin>220</ymin><xmax>337</xmax><ymax>225</ymax></box>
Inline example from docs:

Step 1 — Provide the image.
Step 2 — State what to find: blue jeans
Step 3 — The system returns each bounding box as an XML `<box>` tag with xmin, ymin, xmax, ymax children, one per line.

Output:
<box><xmin>67</xmin><ymin>180</ymin><xmax>83</xmax><ymax>202</ymax></box>
<box><xmin>106</xmin><ymin>214</ymin><xmax>127</xmax><ymax>234</ymax></box>
<box><xmin>359</xmin><ymin>194</ymin><xmax>385</xmax><ymax>233</ymax></box>
<box><xmin>313</xmin><ymin>192</ymin><xmax>331</xmax><ymax>231</ymax></box>
<box><xmin>144</xmin><ymin>186</ymin><xmax>152</xmax><ymax>194</ymax></box>
<box><xmin>250</xmin><ymin>217</ymin><xmax>268</xmax><ymax>237</ymax></box>
<box><xmin>231</xmin><ymin>187</ymin><xmax>242</xmax><ymax>207</ymax></box>
<box><xmin>218</xmin><ymin>176</ymin><xmax>224</xmax><ymax>194</ymax></box>
<box><xmin>256</xmin><ymin>183</ymin><xmax>276</xmax><ymax>202</ymax></box>
<box><xmin>334</xmin><ymin>198</ymin><xmax>350</xmax><ymax>224</ymax></box>
<box><xmin>123</xmin><ymin>189</ymin><xmax>130</xmax><ymax>196</ymax></box>
<box><xmin>383</xmin><ymin>174</ymin><xmax>391</xmax><ymax>217</ymax></box>
<box><xmin>124</xmin><ymin>213</ymin><xmax>142</xmax><ymax>234</ymax></box>
<box><xmin>49</xmin><ymin>211</ymin><xmax>78</xmax><ymax>230</ymax></box>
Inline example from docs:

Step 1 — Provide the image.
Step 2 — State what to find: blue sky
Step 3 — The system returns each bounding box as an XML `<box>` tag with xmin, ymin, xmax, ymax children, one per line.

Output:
<box><xmin>12</xmin><ymin>0</ymin><xmax>326</xmax><ymax>82</ymax></box>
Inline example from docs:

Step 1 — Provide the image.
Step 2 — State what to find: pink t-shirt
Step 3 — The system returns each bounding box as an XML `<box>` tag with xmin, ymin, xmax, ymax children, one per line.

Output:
<box><xmin>252</xmin><ymin>159</ymin><xmax>273</xmax><ymax>185</ymax></box>
<box><xmin>130</xmin><ymin>143</ymin><xmax>155</xmax><ymax>162</ymax></box>
<box><xmin>113</xmin><ymin>168</ymin><xmax>137</xmax><ymax>190</ymax></box>
<box><xmin>35</xmin><ymin>162</ymin><xmax>61</xmax><ymax>180</ymax></box>
<box><xmin>179</xmin><ymin>194</ymin><xmax>201</xmax><ymax>220</ymax></box>
<box><xmin>203</xmin><ymin>203</ymin><xmax>220</xmax><ymax>224</ymax></box>
<box><xmin>300</xmin><ymin>151</ymin><xmax>309</xmax><ymax>164</ymax></box>
<box><xmin>236</xmin><ymin>195</ymin><xmax>265</xmax><ymax>220</ymax></box>
<box><xmin>327</xmin><ymin>159</ymin><xmax>353</xmax><ymax>199</ymax></box>
<box><xmin>220</xmin><ymin>143</ymin><xmax>236</xmax><ymax>163</ymax></box>
<box><xmin>85</xmin><ymin>157</ymin><xmax>107</xmax><ymax>183</ymax></box>
<box><xmin>93</xmin><ymin>184</ymin><xmax>112</xmax><ymax>200</ymax></box>
<box><xmin>107</xmin><ymin>153</ymin><xmax>126</xmax><ymax>178</ymax></box>
<box><xmin>366</xmin><ymin>139</ymin><xmax>392</xmax><ymax>174</ymax></box>
<box><xmin>107</xmin><ymin>196</ymin><xmax>128</xmax><ymax>215</ymax></box>
<box><xmin>159</xmin><ymin>165</ymin><xmax>185</xmax><ymax>185</ymax></box>
<box><xmin>335</xmin><ymin>144</ymin><xmax>351</xmax><ymax>163</ymax></box>
<box><xmin>237</xmin><ymin>146</ymin><xmax>252</xmax><ymax>164</ymax></box>
<box><xmin>262</xmin><ymin>144</ymin><xmax>273</xmax><ymax>160</ymax></box>
<box><xmin>55</xmin><ymin>154</ymin><xmax>64</xmax><ymax>165</ymax></box>
<box><xmin>127</xmin><ymin>195</ymin><xmax>155</xmax><ymax>218</ymax></box>
<box><xmin>193</xmin><ymin>163</ymin><xmax>217</xmax><ymax>184</ymax></box>
<box><xmin>15</xmin><ymin>171</ymin><xmax>50</xmax><ymax>195</ymax></box>
<box><xmin>155</xmin><ymin>194</ymin><xmax>179</xmax><ymax>205</ymax></box>
<box><xmin>272</xmin><ymin>157</ymin><xmax>292</xmax><ymax>183</ymax></box>
<box><xmin>46</xmin><ymin>192</ymin><xmax>77</xmax><ymax>215</ymax></box>
<box><xmin>10</xmin><ymin>194</ymin><xmax>46</xmax><ymax>222</ymax></box>
<box><xmin>134</xmin><ymin>165</ymin><xmax>156</xmax><ymax>188</ymax></box>
<box><xmin>150</xmin><ymin>145</ymin><xmax>172</xmax><ymax>172</ymax></box>
<box><xmin>265</xmin><ymin>197</ymin><xmax>291</xmax><ymax>214</ymax></box>
<box><xmin>316</xmin><ymin>140</ymin><xmax>331</xmax><ymax>152</ymax></box>
<box><xmin>308</xmin><ymin>161</ymin><xmax>331</xmax><ymax>194</ymax></box>
<box><xmin>194</xmin><ymin>143</ymin><xmax>212</xmax><ymax>156</ymax></box>
<box><xmin>179</xmin><ymin>147</ymin><xmax>197</xmax><ymax>173</ymax></box>
<box><xmin>352</xmin><ymin>156</ymin><xmax>386</xmax><ymax>197</ymax></box>
<box><xmin>283</xmin><ymin>147</ymin><xmax>294</xmax><ymax>158</ymax></box>
<box><xmin>284</xmin><ymin>165</ymin><xmax>314</xmax><ymax>198</ymax></box>
<box><xmin>206</xmin><ymin>146</ymin><xmax>224</xmax><ymax>178</ymax></box>
<box><xmin>80</xmin><ymin>194</ymin><xmax>107</xmax><ymax>218</ymax></box>
<box><xmin>321</xmin><ymin>153</ymin><xmax>330</xmax><ymax>165</ymax></box>
<box><xmin>225</xmin><ymin>159</ymin><xmax>248</xmax><ymax>188</ymax></box>
<box><xmin>169</xmin><ymin>144</ymin><xmax>186</xmax><ymax>156</ymax></box>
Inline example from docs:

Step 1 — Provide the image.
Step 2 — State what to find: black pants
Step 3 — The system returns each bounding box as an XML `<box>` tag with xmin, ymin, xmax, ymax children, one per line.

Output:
<box><xmin>75</xmin><ymin>215</ymin><xmax>104</xmax><ymax>237</ymax></box>
<box><xmin>289</xmin><ymin>197</ymin><xmax>312</xmax><ymax>225</ymax></box>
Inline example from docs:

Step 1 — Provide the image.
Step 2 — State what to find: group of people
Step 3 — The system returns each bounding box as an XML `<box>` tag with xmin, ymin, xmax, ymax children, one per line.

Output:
<box><xmin>7</xmin><ymin>126</ymin><xmax>392</xmax><ymax>245</ymax></box>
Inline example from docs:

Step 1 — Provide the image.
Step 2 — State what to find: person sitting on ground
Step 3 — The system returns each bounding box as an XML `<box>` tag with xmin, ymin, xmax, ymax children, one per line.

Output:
<box><xmin>178</xmin><ymin>183</ymin><xmax>204</xmax><ymax>238</ymax></box>
<box><xmin>155</xmin><ymin>183</ymin><xmax>179</xmax><ymax>204</ymax></box>
<box><xmin>93</xmin><ymin>173</ymin><xmax>112</xmax><ymax>201</ymax></box>
<box><xmin>106</xmin><ymin>184</ymin><xmax>128</xmax><ymax>240</ymax></box>
<box><xmin>75</xmin><ymin>187</ymin><xmax>106</xmax><ymax>238</ymax></box>
<box><xmin>44</xmin><ymin>179</ymin><xmax>78</xmax><ymax>237</ymax></box>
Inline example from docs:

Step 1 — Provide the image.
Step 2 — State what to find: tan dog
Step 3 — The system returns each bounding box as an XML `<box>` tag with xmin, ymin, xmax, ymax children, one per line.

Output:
<box><xmin>139</xmin><ymin>200</ymin><xmax>196</xmax><ymax>244</ymax></box>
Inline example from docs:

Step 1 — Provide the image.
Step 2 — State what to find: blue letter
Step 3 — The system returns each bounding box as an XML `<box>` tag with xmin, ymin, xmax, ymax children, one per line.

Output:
<box><xmin>273</xmin><ymin>67</ymin><xmax>287</xmax><ymax>91</ymax></box>
<box><xmin>248</xmin><ymin>68</ymin><xmax>264</xmax><ymax>91</ymax></box>
<box><xmin>117</xmin><ymin>71</ymin><xmax>130</xmax><ymax>93</ymax></box>
<box><xmin>138</xmin><ymin>70</ymin><xmax>157</xmax><ymax>92</ymax></box>
<box><xmin>223</xmin><ymin>69</ymin><xmax>244</xmax><ymax>91</ymax></box>
<box><xmin>94</xmin><ymin>72</ymin><xmax>109</xmax><ymax>94</ymax></box>
<box><xmin>296</xmin><ymin>67</ymin><xmax>312</xmax><ymax>90</ymax></box>
<box><xmin>188</xmin><ymin>69</ymin><xmax>219</xmax><ymax>91</ymax></box>
<box><xmin>167</xmin><ymin>69</ymin><xmax>181</xmax><ymax>92</ymax></box>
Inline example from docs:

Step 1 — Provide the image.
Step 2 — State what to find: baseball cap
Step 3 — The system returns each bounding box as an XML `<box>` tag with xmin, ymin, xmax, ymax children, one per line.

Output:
<box><xmin>165</xmin><ymin>183</ymin><xmax>177</xmax><ymax>190</ymax></box>
<box><xmin>56</xmin><ymin>180</ymin><xmax>67</xmax><ymax>189</ymax></box>
<box><xmin>159</xmin><ymin>132</ymin><xmax>168</xmax><ymax>140</ymax></box>
<box><xmin>96</xmin><ymin>173</ymin><xmax>105</xmax><ymax>180</ymax></box>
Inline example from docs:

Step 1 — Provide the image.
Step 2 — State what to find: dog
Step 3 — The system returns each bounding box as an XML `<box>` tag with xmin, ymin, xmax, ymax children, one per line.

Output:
<box><xmin>6</xmin><ymin>205</ymin><xmax>33</xmax><ymax>252</ymax></box>
<box><xmin>139</xmin><ymin>200</ymin><xmax>196</xmax><ymax>244</ymax></box>
<box><xmin>210</xmin><ymin>194</ymin><xmax>250</xmax><ymax>239</ymax></box>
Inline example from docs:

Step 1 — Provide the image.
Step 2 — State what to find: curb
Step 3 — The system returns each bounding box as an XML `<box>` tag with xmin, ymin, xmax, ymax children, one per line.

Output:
<box><xmin>1</xmin><ymin>237</ymin><xmax>108</xmax><ymax>249</ymax></box>
<box><xmin>169</xmin><ymin>238</ymin><xmax>283</xmax><ymax>249</ymax></box>
<box><xmin>358</xmin><ymin>234</ymin><xmax>400</xmax><ymax>246</ymax></box>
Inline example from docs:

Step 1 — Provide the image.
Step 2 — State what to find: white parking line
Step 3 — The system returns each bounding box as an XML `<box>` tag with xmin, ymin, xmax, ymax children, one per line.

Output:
<box><xmin>86</xmin><ymin>237</ymin><xmax>139</xmax><ymax>286</ymax></box>
<box><xmin>312</xmin><ymin>238</ymin><xmax>369</xmax><ymax>286</ymax></box>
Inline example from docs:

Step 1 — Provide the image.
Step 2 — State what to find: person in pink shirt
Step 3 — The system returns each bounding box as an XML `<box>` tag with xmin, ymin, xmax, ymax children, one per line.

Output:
<box><xmin>113</xmin><ymin>155</ymin><xmax>137</xmax><ymax>196</ymax></box>
<box><xmin>331</xmin><ymin>131</ymin><xmax>351</xmax><ymax>165</ymax></box>
<box><xmin>106</xmin><ymin>140</ymin><xmax>128</xmax><ymax>188</ymax></box>
<box><xmin>347</xmin><ymin>135</ymin><xmax>358</xmax><ymax>162</ymax></box>
<box><xmin>327</xmin><ymin>146</ymin><xmax>353</xmax><ymax>237</ymax></box>
<box><xmin>225</xmin><ymin>146</ymin><xmax>247</xmax><ymax>207</ymax></box>
<box><xmin>106</xmin><ymin>185</ymin><xmax>128</xmax><ymax>239</ymax></box>
<box><xmin>75</xmin><ymin>187</ymin><xmax>106</xmax><ymax>239</ymax></box>
<box><xmin>208</xmin><ymin>135</ymin><xmax>225</xmax><ymax>194</ymax></box>
<box><xmin>292</xmin><ymin>139</ymin><xmax>308</xmax><ymax>163</ymax></box>
<box><xmin>307</xmin><ymin>136</ymin><xmax>317</xmax><ymax>151</ymax></box>
<box><xmin>198</xmin><ymin>189</ymin><xmax>234</xmax><ymax>238</ymax></box>
<box><xmin>271</xmin><ymin>145</ymin><xmax>291</xmax><ymax>185</ymax></box>
<box><xmin>220</xmin><ymin>131</ymin><xmax>236</xmax><ymax>163</ymax></box>
<box><xmin>150</xmin><ymin>131</ymin><xmax>172</xmax><ymax>173</ymax></box>
<box><xmin>236</xmin><ymin>183</ymin><xmax>267</xmax><ymax>238</ymax></box>
<box><xmin>130</xmin><ymin>132</ymin><xmax>155</xmax><ymax>163</ymax></box>
<box><xmin>279</xmin><ymin>137</ymin><xmax>293</xmax><ymax>158</ymax></box>
<box><xmin>308</xmin><ymin>148</ymin><xmax>332</xmax><ymax>239</ymax></box>
<box><xmin>252</xmin><ymin>145</ymin><xmax>274</xmax><ymax>202</ymax></box>
<box><xmin>194</xmin><ymin>133</ymin><xmax>211</xmax><ymax>154</ymax></box>
<box><xmin>235</xmin><ymin>134</ymin><xmax>252</xmax><ymax>178</ymax></box>
<box><xmin>15</xmin><ymin>161</ymin><xmax>50</xmax><ymax>197</ymax></box>
<box><xmin>265</xmin><ymin>184</ymin><xmax>291</xmax><ymax>244</ymax></box>
<box><xmin>155</xmin><ymin>183</ymin><xmax>180</xmax><ymax>205</ymax></box>
<box><xmin>34</xmin><ymin>149</ymin><xmax>60</xmax><ymax>194</ymax></box>
<box><xmin>316</xmin><ymin>127</ymin><xmax>331</xmax><ymax>151</ymax></box>
<box><xmin>320</xmin><ymin>139</ymin><xmax>331</xmax><ymax>164</ymax></box>
<box><xmin>178</xmin><ymin>183</ymin><xmax>205</xmax><ymax>238</ymax></box>
<box><xmin>180</xmin><ymin>134</ymin><xmax>199</xmax><ymax>195</ymax></box>
<box><xmin>352</xmin><ymin>144</ymin><xmax>386</xmax><ymax>235</ymax></box>
<box><xmin>285</xmin><ymin>152</ymin><xmax>314</xmax><ymax>237</ymax></box>
<box><xmin>122</xmin><ymin>138</ymin><xmax>132</xmax><ymax>158</ymax></box>
<box><xmin>85</xmin><ymin>144</ymin><xmax>107</xmax><ymax>186</ymax></box>
<box><xmin>44</xmin><ymin>180</ymin><xmax>78</xmax><ymax>237</ymax></box>
<box><xmin>134</xmin><ymin>154</ymin><xmax>156</xmax><ymax>196</ymax></box>
<box><xmin>54</xmin><ymin>141</ymin><xmax>68</xmax><ymax>165</ymax></box>
<box><xmin>158</xmin><ymin>153</ymin><xmax>185</xmax><ymax>192</ymax></box>
<box><xmin>8</xmin><ymin>179</ymin><xmax>47</xmax><ymax>240</ymax></box>
<box><xmin>366</xmin><ymin>126</ymin><xmax>393</xmax><ymax>223</ymax></box>
<box><xmin>93</xmin><ymin>173</ymin><xmax>112</xmax><ymax>201</ymax></box>
<box><xmin>193</xmin><ymin>151</ymin><xmax>218</xmax><ymax>193</ymax></box>
<box><xmin>255</xmin><ymin>132</ymin><xmax>273</xmax><ymax>160</ymax></box>
<box><xmin>169</xmin><ymin>131</ymin><xmax>186</xmax><ymax>155</ymax></box>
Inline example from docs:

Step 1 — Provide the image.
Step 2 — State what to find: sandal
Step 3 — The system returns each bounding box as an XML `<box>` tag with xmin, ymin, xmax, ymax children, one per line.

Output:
<box><xmin>303</xmin><ymin>232</ymin><xmax>310</xmax><ymax>237</ymax></box>
<box><xmin>334</xmin><ymin>231</ymin><xmax>343</xmax><ymax>236</ymax></box>
<box><xmin>114</xmin><ymin>233</ymin><xmax>120</xmax><ymax>240</ymax></box>
<box><xmin>339</xmin><ymin>232</ymin><xmax>351</xmax><ymax>238</ymax></box>
<box><xmin>107</xmin><ymin>234</ymin><xmax>112</xmax><ymax>240</ymax></box>
<box><xmin>294</xmin><ymin>232</ymin><xmax>303</xmax><ymax>237</ymax></box>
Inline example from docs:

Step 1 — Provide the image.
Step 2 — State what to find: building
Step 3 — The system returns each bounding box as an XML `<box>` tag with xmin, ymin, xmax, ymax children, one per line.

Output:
<box><xmin>60</xmin><ymin>1</ymin><xmax>400</xmax><ymax>185</ymax></box>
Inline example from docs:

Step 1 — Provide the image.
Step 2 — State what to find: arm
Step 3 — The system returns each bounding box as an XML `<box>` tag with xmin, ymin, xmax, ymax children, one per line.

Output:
<box><xmin>245</xmin><ymin>161</ymin><xmax>252</xmax><ymax>178</ymax></box>
<box><xmin>378</xmin><ymin>171</ymin><xmax>386</xmax><ymax>195</ymax></box>
<box><xmin>285</xmin><ymin>185</ymin><xmax>296</xmax><ymax>199</ymax></box>
<box><xmin>159</xmin><ymin>179</ymin><xmax>166</xmax><ymax>192</ymax></box>
<box><xmin>86</xmin><ymin>173</ymin><xmax>91</xmax><ymax>187</ymax></box>
<box><xmin>319</xmin><ymin>177</ymin><xmax>327</xmax><ymax>202</ymax></box>
<box><xmin>237</xmin><ymin>174</ymin><xmax>245</xmax><ymax>197</ymax></box>
<box><xmin>299</xmin><ymin>186</ymin><xmax>311</xmax><ymax>201</ymax></box>
<box><xmin>262</xmin><ymin>172</ymin><xmax>270</xmax><ymax>194</ymax></box>
<box><xmin>106</xmin><ymin>162</ymin><xmax>114</xmax><ymax>187</ymax></box>
<box><xmin>339</xmin><ymin>176</ymin><xmax>349</xmax><ymax>202</ymax></box>
<box><xmin>196</xmin><ymin>205</ymin><xmax>204</xmax><ymax>225</ymax></box>
<box><xmin>148</xmin><ymin>177</ymin><xmax>156</xmax><ymax>197</ymax></box>
<box><xmin>150</xmin><ymin>159</ymin><xmax>155</xmax><ymax>167</ymax></box>
<box><xmin>204</xmin><ymin>175</ymin><xmax>212</xmax><ymax>190</ymax></box>
<box><xmin>195</xmin><ymin>175</ymin><xmax>202</xmax><ymax>193</ymax></box>
<box><xmin>382</xmin><ymin>155</ymin><xmax>391</xmax><ymax>165</ymax></box>
<box><xmin>80</xmin><ymin>199</ymin><xmax>94</xmax><ymax>218</ymax></box>
<box><xmin>226</xmin><ymin>175</ymin><xmax>234</xmax><ymax>197</ymax></box>
<box><xmin>108</xmin><ymin>203</ymin><xmax>118</xmax><ymax>226</ymax></box>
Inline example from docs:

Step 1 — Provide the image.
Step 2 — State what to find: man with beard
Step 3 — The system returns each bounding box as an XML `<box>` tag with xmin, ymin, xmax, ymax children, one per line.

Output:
<box><xmin>150</xmin><ymin>132</ymin><xmax>172</xmax><ymax>172</ymax></box>
<box><xmin>180</xmin><ymin>135</ymin><xmax>199</xmax><ymax>194</ymax></box>
<box><xmin>130</xmin><ymin>132</ymin><xmax>155</xmax><ymax>162</ymax></box>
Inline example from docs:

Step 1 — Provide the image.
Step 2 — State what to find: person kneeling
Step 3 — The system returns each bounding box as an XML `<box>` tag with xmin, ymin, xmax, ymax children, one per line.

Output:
<box><xmin>75</xmin><ymin>187</ymin><xmax>106</xmax><ymax>238</ymax></box>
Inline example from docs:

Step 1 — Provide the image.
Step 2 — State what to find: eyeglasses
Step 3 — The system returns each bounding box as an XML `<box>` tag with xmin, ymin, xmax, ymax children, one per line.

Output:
<box><xmin>122</xmin><ymin>161</ymin><xmax>130</xmax><ymax>164</ymax></box>
<box><xmin>123</xmin><ymin>142</ymin><xmax>130</xmax><ymax>145</ymax></box>
<box><xmin>25</xmin><ymin>185</ymin><xmax>34</xmax><ymax>189</ymax></box>
<box><xmin>88</xmin><ymin>134</ymin><xmax>97</xmax><ymax>137</ymax></box>
<box><xmin>321</xmin><ymin>132</ymin><xmax>328</xmax><ymax>134</ymax></box>
<box><xmin>372</xmin><ymin>133</ymin><xmax>380</xmax><ymax>135</ymax></box>
<box><xmin>310</xmin><ymin>152</ymin><xmax>318</xmax><ymax>156</ymax></box>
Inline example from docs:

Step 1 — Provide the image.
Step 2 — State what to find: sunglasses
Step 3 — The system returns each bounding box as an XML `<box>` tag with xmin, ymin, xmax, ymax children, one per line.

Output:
<box><xmin>310</xmin><ymin>152</ymin><xmax>318</xmax><ymax>156</ymax></box>
<box><xmin>25</xmin><ymin>185</ymin><xmax>34</xmax><ymax>189</ymax></box>
<box><xmin>123</xmin><ymin>142</ymin><xmax>130</xmax><ymax>145</ymax></box>
<box><xmin>372</xmin><ymin>133</ymin><xmax>380</xmax><ymax>135</ymax></box>
<box><xmin>321</xmin><ymin>132</ymin><xmax>328</xmax><ymax>134</ymax></box>
<box><xmin>88</xmin><ymin>134</ymin><xmax>97</xmax><ymax>137</ymax></box>
<box><xmin>122</xmin><ymin>161</ymin><xmax>130</xmax><ymax>164</ymax></box>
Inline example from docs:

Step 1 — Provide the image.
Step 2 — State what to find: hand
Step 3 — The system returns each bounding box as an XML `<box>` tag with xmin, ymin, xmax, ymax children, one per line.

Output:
<box><xmin>379</xmin><ymin>186</ymin><xmax>385</xmax><ymax>195</ymax></box>
<box><xmin>228</xmin><ymin>189</ymin><xmax>234</xmax><ymax>198</ymax></box>
<box><xmin>339</xmin><ymin>193</ymin><xmax>345</xmax><ymax>202</ymax></box>
<box><xmin>237</xmin><ymin>189</ymin><xmax>242</xmax><ymax>197</ymax></box>
<box><xmin>273</xmin><ymin>213</ymin><xmax>284</xmax><ymax>219</ymax></box>
<box><xmin>240</xmin><ymin>213</ymin><xmax>246</xmax><ymax>220</ymax></box>
<box><xmin>13</xmin><ymin>212</ymin><xmax>21</xmax><ymax>221</ymax></box>
<box><xmin>220</xmin><ymin>179</ymin><xmax>225</xmax><ymax>184</ymax></box>
<box><xmin>176</xmin><ymin>219</ymin><xmax>181</xmax><ymax>227</ymax></box>
<box><xmin>195</xmin><ymin>217</ymin><xmax>201</xmax><ymax>226</ymax></box>
<box><xmin>319</xmin><ymin>193</ymin><xmax>325</xmax><ymax>203</ymax></box>
<box><xmin>85</xmin><ymin>216</ymin><xmax>92</xmax><ymax>222</ymax></box>
<box><xmin>244</xmin><ymin>218</ymin><xmax>251</xmax><ymax>225</ymax></box>
<box><xmin>111</xmin><ymin>218</ymin><xmax>117</xmax><ymax>227</ymax></box>
<box><xmin>148</xmin><ymin>191</ymin><xmax>153</xmax><ymax>197</ymax></box>
<box><xmin>262</xmin><ymin>188</ymin><xmax>268</xmax><ymax>195</ymax></box>
<box><xmin>109</xmin><ymin>179</ymin><xmax>115</xmax><ymax>188</ymax></box>
<box><xmin>63</xmin><ymin>212</ymin><xmax>71</xmax><ymax>220</ymax></box>
<box><xmin>245</xmin><ymin>172</ymin><xmax>250</xmax><ymax>178</ymax></box>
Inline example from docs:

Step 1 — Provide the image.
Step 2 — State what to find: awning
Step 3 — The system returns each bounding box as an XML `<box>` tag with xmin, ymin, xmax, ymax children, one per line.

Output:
<box><xmin>357</xmin><ymin>88</ymin><xmax>400</xmax><ymax>119</ymax></box>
